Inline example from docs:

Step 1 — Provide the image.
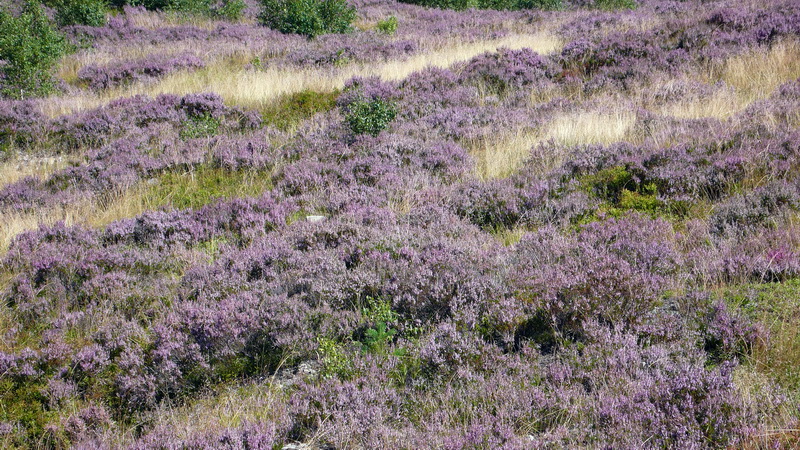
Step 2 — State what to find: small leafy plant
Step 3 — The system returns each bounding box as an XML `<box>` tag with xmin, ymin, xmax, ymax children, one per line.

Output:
<box><xmin>376</xmin><ymin>15</ymin><xmax>398</xmax><ymax>34</ymax></box>
<box><xmin>344</xmin><ymin>97</ymin><xmax>397</xmax><ymax>136</ymax></box>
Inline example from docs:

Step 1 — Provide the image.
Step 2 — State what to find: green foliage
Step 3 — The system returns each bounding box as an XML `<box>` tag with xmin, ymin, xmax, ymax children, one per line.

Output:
<box><xmin>258</xmin><ymin>0</ymin><xmax>357</xmax><ymax>38</ymax></box>
<box><xmin>721</xmin><ymin>281</ymin><xmax>800</xmax><ymax>398</ymax></box>
<box><xmin>261</xmin><ymin>89</ymin><xmax>340</xmax><ymax>131</ymax></box>
<box><xmin>317</xmin><ymin>337</ymin><xmax>354</xmax><ymax>379</ymax></box>
<box><xmin>517</xmin><ymin>0</ymin><xmax>561</xmax><ymax>9</ymax></box>
<box><xmin>130</xmin><ymin>0</ymin><xmax>212</xmax><ymax>13</ymax></box>
<box><xmin>180</xmin><ymin>113</ymin><xmax>221</xmax><ymax>140</ymax></box>
<box><xmin>0</xmin><ymin>2</ymin><xmax>69</xmax><ymax>99</ymax></box>
<box><xmin>110</xmin><ymin>0</ymin><xmax>244</xmax><ymax>18</ymax></box>
<box><xmin>397</xmin><ymin>0</ymin><xmax>560</xmax><ymax>11</ymax></box>
<box><xmin>375</xmin><ymin>15</ymin><xmax>398</xmax><ymax>34</ymax></box>
<box><xmin>344</xmin><ymin>97</ymin><xmax>397</xmax><ymax>137</ymax></box>
<box><xmin>144</xmin><ymin>166</ymin><xmax>273</xmax><ymax>210</ymax></box>
<box><xmin>215</xmin><ymin>0</ymin><xmax>246</xmax><ymax>20</ymax></box>
<box><xmin>0</xmin><ymin>379</ymin><xmax>60</xmax><ymax>447</ymax></box>
<box><xmin>48</xmin><ymin>0</ymin><xmax>108</xmax><ymax>27</ymax></box>
<box><xmin>360</xmin><ymin>297</ymin><xmax>399</xmax><ymax>353</ymax></box>
<box><xmin>592</xmin><ymin>0</ymin><xmax>636</xmax><ymax>10</ymax></box>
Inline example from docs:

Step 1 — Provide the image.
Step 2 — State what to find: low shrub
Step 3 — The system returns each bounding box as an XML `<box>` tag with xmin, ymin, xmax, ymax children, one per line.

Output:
<box><xmin>258</xmin><ymin>0</ymin><xmax>357</xmax><ymax>38</ymax></box>
<box><xmin>344</xmin><ymin>97</ymin><xmax>397</xmax><ymax>136</ymax></box>
<box><xmin>376</xmin><ymin>15</ymin><xmax>398</xmax><ymax>34</ymax></box>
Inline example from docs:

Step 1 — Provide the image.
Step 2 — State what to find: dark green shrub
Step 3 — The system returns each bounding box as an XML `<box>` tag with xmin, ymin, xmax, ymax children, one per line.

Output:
<box><xmin>592</xmin><ymin>0</ymin><xmax>635</xmax><ymax>9</ymax></box>
<box><xmin>376</xmin><ymin>15</ymin><xmax>397</xmax><ymax>34</ymax></box>
<box><xmin>49</xmin><ymin>0</ymin><xmax>108</xmax><ymax>27</ymax></box>
<box><xmin>215</xmin><ymin>0</ymin><xmax>246</xmax><ymax>20</ymax></box>
<box><xmin>344</xmin><ymin>97</ymin><xmax>397</xmax><ymax>136</ymax></box>
<box><xmin>129</xmin><ymin>0</ymin><xmax>212</xmax><ymax>13</ymax></box>
<box><xmin>258</xmin><ymin>0</ymin><xmax>357</xmax><ymax>38</ymax></box>
<box><xmin>517</xmin><ymin>0</ymin><xmax>561</xmax><ymax>9</ymax></box>
<box><xmin>0</xmin><ymin>2</ymin><xmax>69</xmax><ymax>99</ymax></box>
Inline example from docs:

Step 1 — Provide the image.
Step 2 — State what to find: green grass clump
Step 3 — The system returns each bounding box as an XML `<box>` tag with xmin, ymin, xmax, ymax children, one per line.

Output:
<box><xmin>721</xmin><ymin>281</ymin><xmax>800</xmax><ymax>398</ymax></box>
<box><xmin>144</xmin><ymin>167</ymin><xmax>273</xmax><ymax>210</ymax></box>
<box><xmin>261</xmin><ymin>90</ymin><xmax>340</xmax><ymax>131</ymax></box>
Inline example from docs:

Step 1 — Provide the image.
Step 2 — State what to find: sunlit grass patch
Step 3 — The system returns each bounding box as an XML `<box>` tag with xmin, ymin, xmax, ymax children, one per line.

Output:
<box><xmin>659</xmin><ymin>89</ymin><xmax>743</xmax><ymax>120</ymax></box>
<box><xmin>544</xmin><ymin>110</ymin><xmax>636</xmax><ymax>146</ymax></box>
<box><xmin>0</xmin><ymin>167</ymin><xmax>273</xmax><ymax>255</ymax></box>
<box><xmin>0</xmin><ymin>157</ymin><xmax>68</xmax><ymax>189</ymax></box>
<box><xmin>717</xmin><ymin>39</ymin><xmax>800</xmax><ymax>105</ymax></box>
<box><xmin>143</xmin><ymin>167</ymin><xmax>273</xmax><ymax>210</ymax></box>
<box><xmin>469</xmin><ymin>130</ymin><xmax>541</xmax><ymax>180</ymax></box>
<box><xmin>43</xmin><ymin>32</ymin><xmax>562</xmax><ymax>116</ymax></box>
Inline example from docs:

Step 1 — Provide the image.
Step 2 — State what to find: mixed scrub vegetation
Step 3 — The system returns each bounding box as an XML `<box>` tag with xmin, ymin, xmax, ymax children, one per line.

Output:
<box><xmin>0</xmin><ymin>0</ymin><xmax>799</xmax><ymax>447</ymax></box>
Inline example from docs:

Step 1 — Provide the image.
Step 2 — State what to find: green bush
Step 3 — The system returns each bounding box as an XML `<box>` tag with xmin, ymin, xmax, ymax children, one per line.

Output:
<box><xmin>258</xmin><ymin>0</ymin><xmax>357</xmax><ymax>38</ymax></box>
<box><xmin>215</xmin><ymin>0</ymin><xmax>246</xmax><ymax>20</ymax></box>
<box><xmin>0</xmin><ymin>2</ymin><xmax>69</xmax><ymax>99</ymax></box>
<box><xmin>593</xmin><ymin>0</ymin><xmax>636</xmax><ymax>9</ymax></box>
<box><xmin>344</xmin><ymin>97</ymin><xmax>397</xmax><ymax>136</ymax></box>
<box><xmin>376</xmin><ymin>15</ymin><xmax>397</xmax><ymax>34</ymax></box>
<box><xmin>46</xmin><ymin>0</ymin><xmax>108</xmax><ymax>27</ymax></box>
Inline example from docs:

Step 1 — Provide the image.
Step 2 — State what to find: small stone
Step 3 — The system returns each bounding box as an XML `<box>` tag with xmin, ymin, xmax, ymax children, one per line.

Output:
<box><xmin>306</xmin><ymin>215</ymin><xmax>326</xmax><ymax>222</ymax></box>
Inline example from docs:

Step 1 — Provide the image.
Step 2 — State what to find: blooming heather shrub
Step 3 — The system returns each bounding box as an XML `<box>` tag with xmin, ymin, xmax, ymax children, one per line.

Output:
<box><xmin>258</xmin><ymin>0</ymin><xmax>357</xmax><ymax>38</ymax></box>
<box><xmin>78</xmin><ymin>53</ymin><xmax>205</xmax><ymax>90</ymax></box>
<box><xmin>458</xmin><ymin>47</ymin><xmax>556</xmax><ymax>96</ymax></box>
<box><xmin>396</xmin><ymin>0</ymin><xmax>559</xmax><ymax>11</ymax></box>
<box><xmin>0</xmin><ymin>99</ymin><xmax>47</xmax><ymax>149</ymax></box>
<box><xmin>511</xmin><ymin>215</ymin><xmax>680</xmax><ymax>335</ymax></box>
<box><xmin>710</xmin><ymin>181</ymin><xmax>800</xmax><ymax>235</ymax></box>
<box><xmin>3</xmin><ymin>1</ymin><xmax>800</xmax><ymax>446</ymax></box>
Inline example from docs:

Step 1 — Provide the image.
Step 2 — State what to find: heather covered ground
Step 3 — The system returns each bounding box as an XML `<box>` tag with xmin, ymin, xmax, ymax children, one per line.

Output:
<box><xmin>0</xmin><ymin>0</ymin><xmax>799</xmax><ymax>447</ymax></box>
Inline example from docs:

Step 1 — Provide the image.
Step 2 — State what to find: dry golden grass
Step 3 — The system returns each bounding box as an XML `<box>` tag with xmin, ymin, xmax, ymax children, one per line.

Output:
<box><xmin>99</xmin><ymin>381</ymin><xmax>286</xmax><ymax>447</ymax></box>
<box><xmin>470</xmin><ymin>130</ymin><xmax>542</xmax><ymax>180</ymax></box>
<box><xmin>44</xmin><ymin>32</ymin><xmax>562</xmax><ymax>117</ymax></box>
<box><xmin>658</xmin><ymin>89</ymin><xmax>743</xmax><ymax>120</ymax></box>
<box><xmin>717</xmin><ymin>39</ymin><xmax>800</xmax><ymax>104</ymax></box>
<box><xmin>0</xmin><ymin>157</ymin><xmax>68</xmax><ymax>189</ymax></box>
<box><xmin>660</xmin><ymin>39</ymin><xmax>800</xmax><ymax>120</ymax></box>
<box><xmin>544</xmin><ymin>110</ymin><xmax>637</xmax><ymax>147</ymax></box>
<box><xmin>0</xmin><ymin>186</ymin><xmax>156</xmax><ymax>255</ymax></box>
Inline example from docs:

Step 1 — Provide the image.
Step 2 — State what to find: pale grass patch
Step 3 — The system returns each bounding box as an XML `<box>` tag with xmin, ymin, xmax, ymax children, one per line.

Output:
<box><xmin>544</xmin><ymin>110</ymin><xmax>636</xmax><ymax>147</ymax></box>
<box><xmin>717</xmin><ymin>39</ymin><xmax>800</xmax><ymax>104</ymax></box>
<box><xmin>469</xmin><ymin>130</ymin><xmax>541</xmax><ymax>180</ymax></box>
<box><xmin>0</xmin><ymin>186</ymin><xmax>154</xmax><ymax>255</ymax></box>
<box><xmin>44</xmin><ymin>32</ymin><xmax>562</xmax><ymax>116</ymax></box>
<box><xmin>658</xmin><ymin>89</ymin><xmax>743</xmax><ymax>120</ymax></box>
<box><xmin>493</xmin><ymin>226</ymin><xmax>528</xmax><ymax>246</ymax></box>
<box><xmin>0</xmin><ymin>157</ymin><xmax>68</xmax><ymax>189</ymax></box>
<box><xmin>101</xmin><ymin>381</ymin><xmax>286</xmax><ymax>447</ymax></box>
